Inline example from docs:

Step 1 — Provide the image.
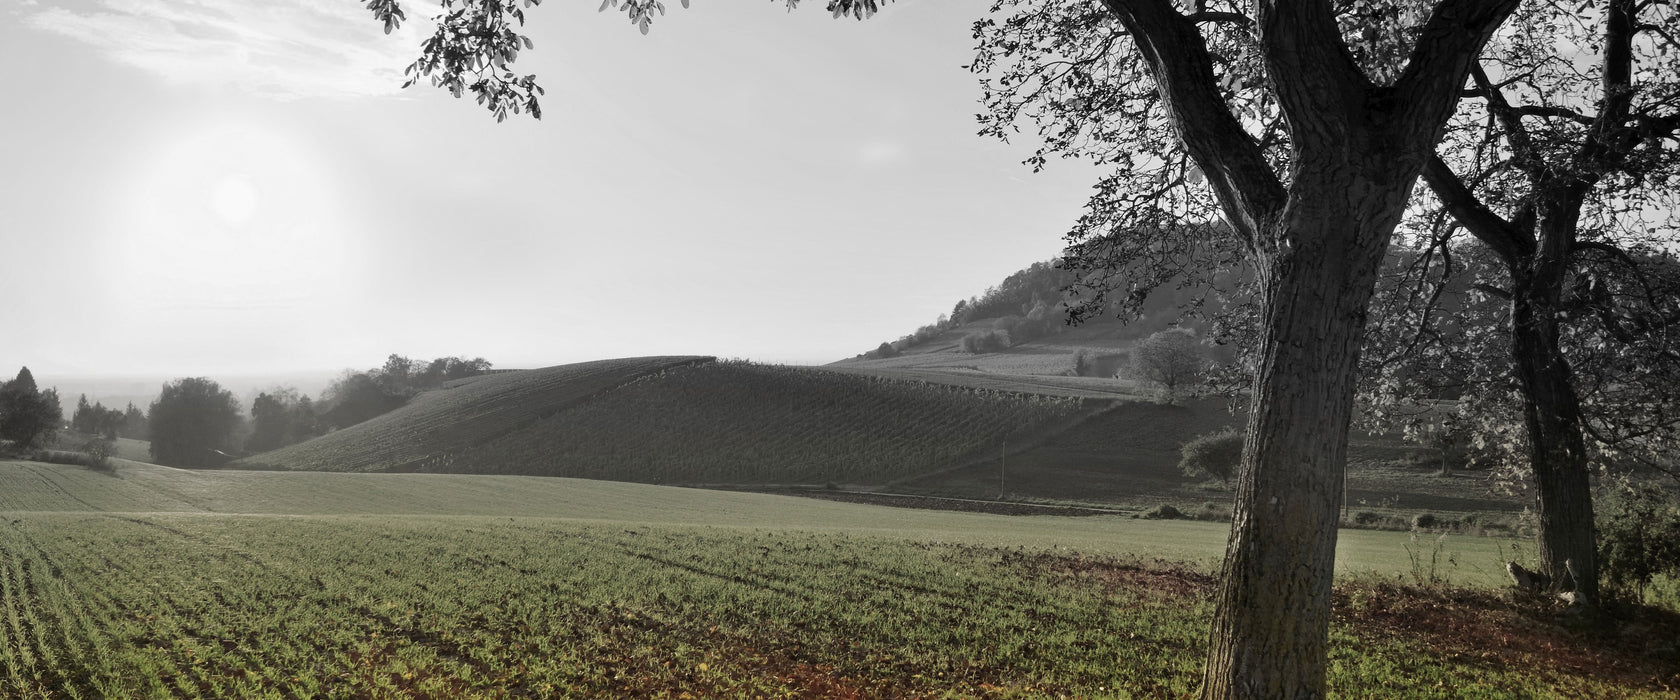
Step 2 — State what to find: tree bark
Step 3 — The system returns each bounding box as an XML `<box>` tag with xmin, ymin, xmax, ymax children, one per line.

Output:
<box><xmin>1090</xmin><ymin>2</ymin><xmax>1519</xmax><ymax>696</ymax></box>
<box><xmin>1508</xmin><ymin>216</ymin><xmax>1599</xmax><ymax>603</ymax></box>
<box><xmin>1201</xmin><ymin>169</ymin><xmax>1401</xmax><ymax>699</ymax></box>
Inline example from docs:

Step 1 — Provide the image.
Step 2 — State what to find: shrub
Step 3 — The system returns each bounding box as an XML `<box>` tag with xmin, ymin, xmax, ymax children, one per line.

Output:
<box><xmin>1178</xmin><ymin>428</ymin><xmax>1243</xmax><ymax>486</ymax></box>
<box><xmin>1411</xmin><ymin>512</ymin><xmax>1440</xmax><ymax>530</ymax></box>
<box><xmin>1193</xmin><ymin>502</ymin><xmax>1231</xmax><ymax>522</ymax></box>
<box><xmin>1598</xmin><ymin>485</ymin><xmax>1680</xmax><ymax>600</ymax></box>
<box><xmin>79</xmin><ymin>436</ymin><xmax>115</xmax><ymax>471</ymax></box>
<box><xmin>1130</xmin><ymin>328</ymin><xmax>1207</xmax><ymax>403</ymax></box>
<box><xmin>960</xmin><ymin>330</ymin><xmax>1012</xmax><ymax>354</ymax></box>
<box><xmin>1141</xmin><ymin>504</ymin><xmax>1184</xmax><ymax>520</ymax></box>
<box><xmin>1353</xmin><ymin>510</ymin><xmax>1383</xmax><ymax>526</ymax></box>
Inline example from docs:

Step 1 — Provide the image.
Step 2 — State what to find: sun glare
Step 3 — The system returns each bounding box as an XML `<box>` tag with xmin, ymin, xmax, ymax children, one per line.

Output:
<box><xmin>210</xmin><ymin>174</ymin><xmax>259</xmax><ymax>226</ymax></box>
<box><xmin>105</xmin><ymin>119</ymin><xmax>359</xmax><ymax>317</ymax></box>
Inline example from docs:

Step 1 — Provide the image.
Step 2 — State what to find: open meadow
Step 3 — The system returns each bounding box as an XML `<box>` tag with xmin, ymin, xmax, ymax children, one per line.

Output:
<box><xmin>2</xmin><ymin>458</ymin><xmax>1675</xmax><ymax>698</ymax></box>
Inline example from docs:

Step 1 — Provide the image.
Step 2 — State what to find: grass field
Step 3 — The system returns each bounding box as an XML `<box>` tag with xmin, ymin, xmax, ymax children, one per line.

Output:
<box><xmin>3</xmin><ymin>458</ymin><xmax>1676</xmax><ymax>698</ymax></box>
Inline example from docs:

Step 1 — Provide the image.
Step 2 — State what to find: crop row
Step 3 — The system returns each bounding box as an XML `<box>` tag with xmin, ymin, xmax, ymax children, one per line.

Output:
<box><xmin>0</xmin><ymin>514</ymin><xmax>1210</xmax><ymax>698</ymax></box>
<box><xmin>1</xmin><ymin>512</ymin><xmax>1645</xmax><ymax>698</ymax></box>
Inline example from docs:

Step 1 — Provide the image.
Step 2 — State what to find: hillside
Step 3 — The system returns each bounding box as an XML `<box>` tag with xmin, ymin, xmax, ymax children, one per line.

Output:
<box><xmin>234</xmin><ymin>356</ymin><xmax>713</xmax><ymax>473</ymax></box>
<box><xmin>235</xmin><ymin>358</ymin><xmax>1099</xmax><ymax>486</ymax></box>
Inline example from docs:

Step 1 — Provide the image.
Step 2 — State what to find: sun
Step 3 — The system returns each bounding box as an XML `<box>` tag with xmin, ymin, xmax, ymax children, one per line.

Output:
<box><xmin>210</xmin><ymin>174</ymin><xmax>260</xmax><ymax>227</ymax></box>
<box><xmin>104</xmin><ymin>118</ymin><xmax>359</xmax><ymax>315</ymax></box>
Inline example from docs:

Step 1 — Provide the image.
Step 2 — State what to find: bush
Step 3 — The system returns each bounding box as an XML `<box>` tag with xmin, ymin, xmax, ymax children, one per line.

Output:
<box><xmin>1178</xmin><ymin>428</ymin><xmax>1243</xmax><ymax>486</ymax></box>
<box><xmin>79</xmin><ymin>436</ymin><xmax>115</xmax><ymax>470</ymax></box>
<box><xmin>1141</xmin><ymin>504</ymin><xmax>1184</xmax><ymax>520</ymax></box>
<box><xmin>960</xmin><ymin>330</ymin><xmax>1012</xmax><ymax>354</ymax></box>
<box><xmin>1193</xmin><ymin>502</ymin><xmax>1231</xmax><ymax>522</ymax></box>
<box><xmin>1353</xmin><ymin>510</ymin><xmax>1383</xmax><ymax>526</ymax></box>
<box><xmin>1598</xmin><ymin>485</ymin><xmax>1680</xmax><ymax>600</ymax></box>
<box><xmin>1411</xmin><ymin>512</ymin><xmax>1440</xmax><ymax>530</ymax></box>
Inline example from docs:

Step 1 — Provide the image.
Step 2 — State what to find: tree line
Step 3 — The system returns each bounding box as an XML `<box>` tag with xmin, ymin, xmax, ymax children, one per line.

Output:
<box><xmin>1</xmin><ymin>354</ymin><xmax>494</xmax><ymax>469</ymax></box>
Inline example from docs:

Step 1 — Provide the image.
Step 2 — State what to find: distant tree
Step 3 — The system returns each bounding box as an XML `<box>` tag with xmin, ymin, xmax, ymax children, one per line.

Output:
<box><xmin>72</xmin><ymin>394</ymin><xmax>92</xmax><ymax>433</ymax></box>
<box><xmin>378</xmin><ymin>354</ymin><xmax>416</xmax><ymax>392</ymax></box>
<box><xmin>71</xmin><ymin>395</ymin><xmax>123</xmax><ymax>439</ymax></box>
<box><xmin>148</xmin><ymin>378</ymin><xmax>242</xmax><ymax>468</ymax></box>
<box><xmin>1180</xmin><ymin>429</ymin><xmax>1243</xmax><ymax>486</ymax></box>
<box><xmin>246</xmin><ymin>388</ymin><xmax>325</xmax><ymax>453</ymax></box>
<box><xmin>247</xmin><ymin>389</ymin><xmax>296</xmax><ymax>453</ymax></box>
<box><xmin>873</xmin><ymin>342</ymin><xmax>900</xmax><ymax>359</ymax></box>
<box><xmin>119</xmin><ymin>402</ymin><xmax>149</xmax><ymax>441</ymax></box>
<box><xmin>1131</xmin><ymin>329</ymin><xmax>1206</xmax><ymax>404</ymax></box>
<box><xmin>0</xmin><ymin>367</ymin><xmax>61</xmax><ymax>449</ymax></box>
<box><xmin>321</xmin><ymin>372</ymin><xmax>407</xmax><ymax>429</ymax></box>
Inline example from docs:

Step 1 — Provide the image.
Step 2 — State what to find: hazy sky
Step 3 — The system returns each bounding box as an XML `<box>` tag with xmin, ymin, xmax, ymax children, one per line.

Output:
<box><xmin>1</xmin><ymin>0</ymin><xmax>1098</xmax><ymax>380</ymax></box>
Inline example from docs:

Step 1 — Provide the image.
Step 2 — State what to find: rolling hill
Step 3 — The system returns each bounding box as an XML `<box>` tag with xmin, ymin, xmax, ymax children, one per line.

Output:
<box><xmin>234</xmin><ymin>357</ymin><xmax>1101</xmax><ymax>486</ymax></box>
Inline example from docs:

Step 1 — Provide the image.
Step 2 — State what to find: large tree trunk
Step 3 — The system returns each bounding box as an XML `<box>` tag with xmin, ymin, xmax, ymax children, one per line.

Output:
<box><xmin>1201</xmin><ymin>172</ymin><xmax>1400</xmax><ymax>698</ymax></box>
<box><xmin>1509</xmin><ymin>247</ymin><xmax>1598</xmax><ymax>603</ymax></box>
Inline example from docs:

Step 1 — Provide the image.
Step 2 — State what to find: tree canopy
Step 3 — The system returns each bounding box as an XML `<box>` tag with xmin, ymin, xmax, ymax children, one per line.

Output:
<box><xmin>0</xmin><ymin>367</ymin><xmax>62</xmax><ymax>450</ymax></box>
<box><xmin>148</xmin><ymin>378</ymin><xmax>242</xmax><ymax>468</ymax></box>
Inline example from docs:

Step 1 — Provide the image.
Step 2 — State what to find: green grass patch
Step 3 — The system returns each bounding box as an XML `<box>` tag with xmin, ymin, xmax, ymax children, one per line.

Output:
<box><xmin>0</xmin><ymin>513</ymin><xmax>1672</xmax><ymax>698</ymax></box>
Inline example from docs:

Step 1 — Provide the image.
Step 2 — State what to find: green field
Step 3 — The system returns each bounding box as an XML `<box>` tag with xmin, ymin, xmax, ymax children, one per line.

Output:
<box><xmin>2</xmin><ymin>458</ymin><xmax>1675</xmax><ymax>698</ymax></box>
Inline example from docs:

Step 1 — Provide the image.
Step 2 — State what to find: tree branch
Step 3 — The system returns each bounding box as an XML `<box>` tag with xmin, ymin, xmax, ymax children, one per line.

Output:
<box><xmin>1388</xmin><ymin>0</ymin><xmax>1525</xmax><ymax>146</ymax></box>
<box><xmin>1098</xmin><ymin>0</ymin><xmax>1287</xmax><ymax>252</ymax></box>
<box><xmin>1420</xmin><ymin>154</ymin><xmax>1533</xmax><ymax>264</ymax></box>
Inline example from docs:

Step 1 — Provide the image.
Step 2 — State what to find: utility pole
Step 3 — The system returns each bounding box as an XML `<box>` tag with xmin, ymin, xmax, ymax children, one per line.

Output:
<box><xmin>999</xmin><ymin>438</ymin><xmax>1006</xmax><ymax>501</ymax></box>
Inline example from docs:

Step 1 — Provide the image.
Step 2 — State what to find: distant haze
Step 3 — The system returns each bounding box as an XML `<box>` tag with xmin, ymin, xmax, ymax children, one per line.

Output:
<box><xmin>1</xmin><ymin>1</ymin><xmax>1097</xmax><ymax>379</ymax></box>
<box><xmin>41</xmin><ymin>371</ymin><xmax>344</xmax><ymax>421</ymax></box>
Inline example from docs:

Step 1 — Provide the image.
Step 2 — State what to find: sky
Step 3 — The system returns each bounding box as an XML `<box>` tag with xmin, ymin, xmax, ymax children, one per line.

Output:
<box><xmin>0</xmin><ymin>0</ymin><xmax>1099</xmax><ymax>387</ymax></box>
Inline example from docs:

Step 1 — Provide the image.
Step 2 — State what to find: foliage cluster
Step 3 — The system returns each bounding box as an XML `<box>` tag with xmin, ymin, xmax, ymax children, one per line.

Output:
<box><xmin>69</xmin><ymin>395</ymin><xmax>144</xmax><ymax>440</ymax></box>
<box><xmin>0</xmin><ymin>367</ymin><xmax>60</xmax><ymax>450</ymax></box>
<box><xmin>1598</xmin><ymin>484</ymin><xmax>1680</xmax><ymax>601</ymax></box>
<box><xmin>147</xmin><ymin>378</ymin><xmax>242</xmax><ymax>468</ymax></box>
<box><xmin>1129</xmin><ymin>329</ymin><xmax>1207</xmax><ymax>403</ymax></box>
<box><xmin>319</xmin><ymin>354</ymin><xmax>494</xmax><ymax>430</ymax></box>
<box><xmin>246</xmin><ymin>388</ymin><xmax>325</xmax><ymax>454</ymax></box>
<box><xmin>1179</xmin><ymin>428</ymin><xmax>1243</xmax><ymax>486</ymax></box>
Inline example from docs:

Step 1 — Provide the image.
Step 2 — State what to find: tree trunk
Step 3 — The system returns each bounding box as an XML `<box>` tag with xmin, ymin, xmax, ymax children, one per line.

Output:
<box><xmin>1202</xmin><ymin>173</ymin><xmax>1398</xmax><ymax>698</ymax></box>
<box><xmin>1509</xmin><ymin>258</ymin><xmax>1598</xmax><ymax>603</ymax></box>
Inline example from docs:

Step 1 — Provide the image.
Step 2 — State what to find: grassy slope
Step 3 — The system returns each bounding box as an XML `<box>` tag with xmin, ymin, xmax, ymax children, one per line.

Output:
<box><xmin>3</xmin><ymin>458</ymin><xmax>1673</xmax><ymax>698</ymax></box>
<box><xmin>238</xmin><ymin>359</ymin><xmax>1096</xmax><ymax>487</ymax></box>
<box><xmin>233</xmin><ymin>356</ymin><xmax>714</xmax><ymax>473</ymax></box>
<box><xmin>233</xmin><ymin>352</ymin><xmax>1522</xmax><ymax>522</ymax></box>
<box><xmin>828</xmin><ymin>323</ymin><xmax>1526</xmax><ymax>521</ymax></box>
